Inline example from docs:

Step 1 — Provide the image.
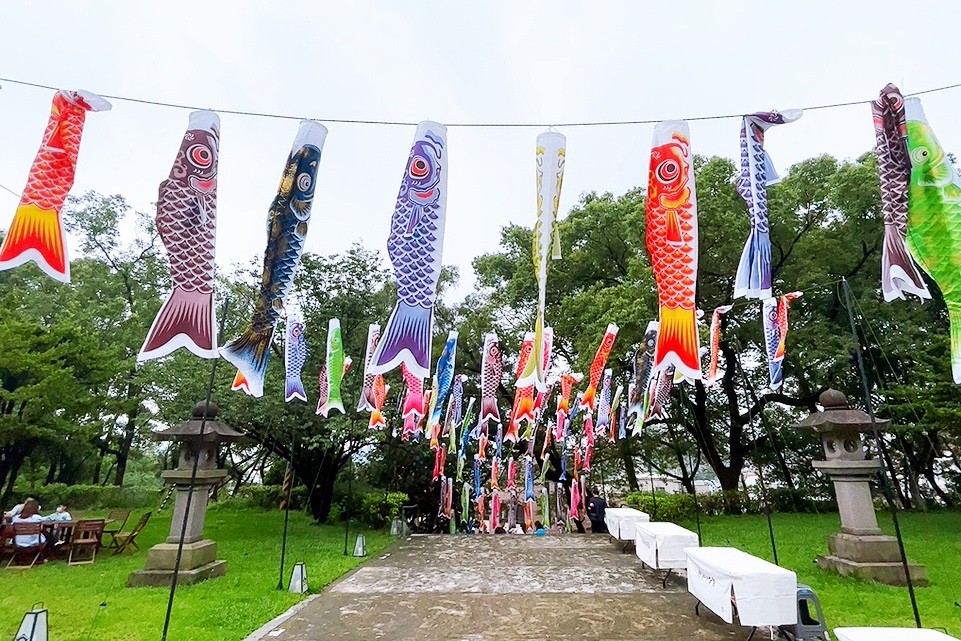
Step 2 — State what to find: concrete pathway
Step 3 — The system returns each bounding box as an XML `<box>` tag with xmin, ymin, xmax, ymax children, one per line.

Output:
<box><xmin>251</xmin><ymin>534</ymin><xmax>747</xmax><ymax>641</ymax></box>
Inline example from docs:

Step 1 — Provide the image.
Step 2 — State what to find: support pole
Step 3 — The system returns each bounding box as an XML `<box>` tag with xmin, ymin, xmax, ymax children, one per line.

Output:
<box><xmin>732</xmin><ymin>348</ymin><xmax>780</xmax><ymax>566</ymax></box>
<box><xmin>842</xmin><ymin>278</ymin><xmax>921</xmax><ymax>628</ymax></box>
<box><xmin>161</xmin><ymin>297</ymin><xmax>229</xmax><ymax>641</ymax></box>
<box><xmin>676</xmin><ymin>385</ymin><xmax>704</xmax><ymax>546</ymax></box>
<box><xmin>343</xmin><ymin>454</ymin><xmax>353</xmax><ymax>556</ymax></box>
<box><xmin>277</xmin><ymin>429</ymin><xmax>295</xmax><ymax>591</ymax></box>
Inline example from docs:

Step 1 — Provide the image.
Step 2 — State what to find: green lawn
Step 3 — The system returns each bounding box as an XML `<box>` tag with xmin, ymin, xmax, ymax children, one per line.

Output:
<box><xmin>0</xmin><ymin>504</ymin><xmax>391</xmax><ymax>641</ymax></box>
<box><xmin>681</xmin><ymin>511</ymin><xmax>961</xmax><ymax>636</ymax></box>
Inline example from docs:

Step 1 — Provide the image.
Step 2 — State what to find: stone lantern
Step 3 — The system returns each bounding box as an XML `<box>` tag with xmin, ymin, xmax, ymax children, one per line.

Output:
<box><xmin>129</xmin><ymin>401</ymin><xmax>244</xmax><ymax>587</ymax></box>
<box><xmin>792</xmin><ymin>389</ymin><xmax>927</xmax><ymax>586</ymax></box>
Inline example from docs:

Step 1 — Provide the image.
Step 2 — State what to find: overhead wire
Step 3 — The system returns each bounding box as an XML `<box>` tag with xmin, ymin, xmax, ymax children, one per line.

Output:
<box><xmin>1</xmin><ymin>75</ymin><xmax>960</xmax><ymax>127</ymax></box>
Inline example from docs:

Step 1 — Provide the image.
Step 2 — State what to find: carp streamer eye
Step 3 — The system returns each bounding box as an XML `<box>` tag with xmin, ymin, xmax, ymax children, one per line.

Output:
<box><xmin>409</xmin><ymin>155</ymin><xmax>430</xmax><ymax>179</ymax></box>
<box><xmin>656</xmin><ymin>159</ymin><xmax>680</xmax><ymax>183</ymax></box>
<box><xmin>911</xmin><ymin>147</ymin><xmax>930</xmax><ymax>164</ymax></box>
<box><xmin>188</xmin><ymin>144</ymin><xmax>213</xmax><ymax>168</ymax></box>
<box><xmin>297</xmin><ymin>172</ymin><xmax>312</xmax><ymax>192</ymax></box>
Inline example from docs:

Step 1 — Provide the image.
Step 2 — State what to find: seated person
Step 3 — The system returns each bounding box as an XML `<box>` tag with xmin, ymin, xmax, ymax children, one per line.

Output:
<box><xmin>44</xmin><ymin>504</ymin><xmax>72</xmax><ymax>522</ymax></box>
<box><xmin>12</xmin><ymin>499</ymin><xmax>46</xmax><ymax>548</ymax></box>
<box><xmin>44</xmin><ymin>505</ymin><xmax>73</xmax><ymax>544</ymax></box>
<box><xmin>3</xmin><ymin>496</ymin><xmax>34</xmax><ymax>522</ymax></box>
<box><xmin>533</xmin><ymin>521</ymin><xmax>547</xmax><ymax>536</ymax></box>
<box><xmin>493</xmin><ymin>526</ymin><xmax>507</xmax><ymax>534</ymax></box>
<box><xmin>509</xmin><ymin>523</ymin><xmax>524</xmax><ymax>535</ymax></box>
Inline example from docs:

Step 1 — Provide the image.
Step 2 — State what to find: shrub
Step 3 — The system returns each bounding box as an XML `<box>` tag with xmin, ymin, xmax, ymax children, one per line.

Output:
<box><xmin>13</xmin><ymin>483</ymin><xmax>157</xmax><ymax>511</ymax></box>
<box><xmin>623</xmin><ymin>488</ymin><xmax>836</xmax><ymax>520</ymax></box>
<box><xmin>233</xmin><ymin>484</ymin><xmax>308</xmax><ymax>511</ymax></box>
<box><xmin>339</xmin><ymin>491</ymin><xmax>408</xmax><ymax>529</ymax></box>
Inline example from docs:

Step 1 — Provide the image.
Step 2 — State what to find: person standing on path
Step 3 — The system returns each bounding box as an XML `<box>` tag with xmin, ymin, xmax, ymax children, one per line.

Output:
<box><xmin>586</xmin><ymin>488</ymin><xmax>608</xmax><ymax>534</ymax></box>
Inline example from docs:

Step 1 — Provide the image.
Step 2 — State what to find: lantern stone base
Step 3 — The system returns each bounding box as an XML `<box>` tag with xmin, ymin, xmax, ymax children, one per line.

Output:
<box><xmin>127</xmin><ymin>540</ymin><xmax>227</xmax><ymax>587</ymax></box>
<box><xmin>816</xmin><ymin>533</ymin><xmax>928</xmax><ymax>587</ymax></box>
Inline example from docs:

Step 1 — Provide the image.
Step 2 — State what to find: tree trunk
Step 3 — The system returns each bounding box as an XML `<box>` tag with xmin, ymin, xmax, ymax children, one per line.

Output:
<box><xmin>46</xmin><ymin>455</ymin><xmax>58</xmax><ymax>485</ymax></box>
<box><xmin>0</xmin><ymin>443</ymin><xmax>31</xmax><ymax>506</ymax></box>
<box><xmin>620</xmin><ymin>440</ymin><xmax>639</xmax><ymax>492</ymax></box>
<box><xmin>878</xmin><ymin>436</ymin><xmax>908</xmax><ymax>509</ymax></box>
<box><xmin>113</xmin><ymin>375</ymin><xmax>142</xmax><ymax>487</ymax></box>
<box><xmin>92</xmin><ymin>449</ymin><xmax>104</xmax><ymax>485</ymax></box>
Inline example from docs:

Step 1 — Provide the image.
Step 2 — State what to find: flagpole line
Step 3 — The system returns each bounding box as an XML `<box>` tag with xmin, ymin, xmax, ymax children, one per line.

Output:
<box><xmin>1</xmin><ymin>76</ymin><xmax>960</xmax><ymax>128</ymax></box>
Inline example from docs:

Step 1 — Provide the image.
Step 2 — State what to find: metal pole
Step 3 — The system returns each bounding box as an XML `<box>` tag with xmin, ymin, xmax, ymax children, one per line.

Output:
<box><xmin>161</xmin><ymin>297</ymin><xmax>229</xmax><ymax>641</ymax></box>
<box><xmin>732</xmin><ymin>350</ymin><xmax>780</xmax><ymax>566</ymax></box>
<box><xmin>676</xmin><ymin>385</ymin><xmax>704</xmax><ymax>547</ymax></box>
<box><xmin>277</xmin><ymin>429</ymin><xmax>295</xmax><ymax>590</ymax></box>
<box><xmin>842</xmin><ymin>279</ymin><xmax>922</xmax><ymax>628</ymax></box>
<box><xmin>343</xmin><ymin>454</ymin><xmax>353</xmax><ymax>556</ymax></box>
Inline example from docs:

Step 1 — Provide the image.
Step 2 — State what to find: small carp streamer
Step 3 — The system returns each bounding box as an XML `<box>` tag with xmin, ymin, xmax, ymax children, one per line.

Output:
<box><xmin>506</xmin><ymin>332</ymin><xmax>536</xmax><ymax>442</ymax></box>
<box><xmin>628</xmin><ymin>321</ymin><xmax>658</xmax><ymax>431</ymax></box>
<box><xmin>734</xmin><ymin>110</ymin><xmax>802</xmax><ymax>300</ymax></box>
<box><xmin>580</xmin><ymin>323</ymin><xmax>619</xmax><ymax>411</ymax></box>
<box><xmin>369</xmin><ymin>121</ymin><xmax>449</xmax><ymax>379</ymax></box>
<box><xmin>401</xmin><ymin>363</ymin><xmax>425</xmax><ymax>441</ymax></box>
<box><xmin>705</xmin><ymin>306</ymin><xmax>733</xmax><ymax>385</ymax></box>
<box><xmin>761</xmin><ymin>292</ymin><xmax>802</xmax><ymax>390</ymax></box>
<box><xmin>555</xmin><ymin>372</ymin><xmax>583</xmax><ymax>441</ymax></box>
<box><xmin>284</xmin><ymin>312</ymin><xmax>309</xmax><ymax>403</ymax></box>
<box><xmin>645</xmin><ymin>120</ymin><xmax>701</xmax><ymax>380</ymax></box>
<box><xmin>220</xmin><ymin>121</ymin><xmax>327</xmax><ymax>395</ymax></box>
<box><xmin>357</xmin><ymin>324</ymin><xmax>382</xmax><ymax>412</ymax></box>
<box><xmin>479</xmin><ymin>332</ymin><xmax>503</xmax><ymax>429</ymax></box>
<box><xmin>596</xmin><ymin>369</ymin><xmax>614</xmax><ymax>431</ymax></box>
<box><xmin>316</xmin><ymin>319</ymin><xmax>350</xmax><ymax>417</ymax></box>
<box><xmin>428</xmin><ymin>331</ymin><xmax>459</xmax><ymax>433</ymax></box>
<box><xmin>0</xmin><ymin>89</ymin><xmax>111</xmax><ymax>283</ymax></box>
<box><xmin>138</xmin><ymin>110</ymin><xmax>219</xmax><ymax>361</ymax></box>
<box><xmin>518</xmin><ymin>130</ymin><xmax>566</xmax><ymax>391</ymax></box>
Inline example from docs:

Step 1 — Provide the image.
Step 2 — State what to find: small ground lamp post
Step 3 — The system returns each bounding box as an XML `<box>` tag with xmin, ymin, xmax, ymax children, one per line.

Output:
<box><xmin>128</xmin><ymin>401</ymin><xmax>243</xmax><ymax>587</ymax></box>
<box><xmin>792</xmin><ymin>389</ymin><xmax>927</xmax><ymax>586</ymax></box>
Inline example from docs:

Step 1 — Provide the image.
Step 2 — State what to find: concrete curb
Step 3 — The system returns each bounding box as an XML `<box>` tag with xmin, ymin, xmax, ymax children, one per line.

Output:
<box><xmin>242</xmin><ymin>594</ymin><xmax>321</xmax><ymax>641</ymax></box>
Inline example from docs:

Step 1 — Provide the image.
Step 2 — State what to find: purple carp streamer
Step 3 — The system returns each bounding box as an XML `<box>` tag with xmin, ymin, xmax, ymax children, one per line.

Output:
<box><xmin>284</xmin><ymin>312</ymin><xmax>309</xmax><ymax>403</ymax></box>
<box><xmin>370</xmin><ymin>121</ymin><xmax>448</xmax><ymax>379</ymax></box>
<box><xmin>873</xmin><ymin>84</ymin><xmax>931</xmax><ymax>302</ymax></box>
<box><xmin>734</xmin><ymin>110</ymin><xmax>802</xmax><ymax>300</ymax></box>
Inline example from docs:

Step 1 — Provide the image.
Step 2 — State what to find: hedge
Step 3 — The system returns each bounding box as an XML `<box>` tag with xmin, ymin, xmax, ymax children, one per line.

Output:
<box><xmin>12</xmin><ymin>483</ymin><xmax>158</xmax><ymax>511</ymax></box>
<box><xmin>622</xmin><ymin>488</ymin><xmax>836</xmax><ymax>520</ymax></box>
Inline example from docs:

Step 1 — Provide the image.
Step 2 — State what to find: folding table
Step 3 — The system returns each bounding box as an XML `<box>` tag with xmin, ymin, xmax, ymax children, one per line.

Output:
<box><xmin>685</xmin><ymin>546</ymin><xmax>796</xmax><ymax>635</ymax></box>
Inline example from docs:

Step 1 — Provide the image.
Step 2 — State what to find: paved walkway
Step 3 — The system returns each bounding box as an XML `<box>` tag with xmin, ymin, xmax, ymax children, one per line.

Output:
<box><xmin>252</xmin><ymin>534</ymin><xmax>746</xmax><ymax>641</ymax></box>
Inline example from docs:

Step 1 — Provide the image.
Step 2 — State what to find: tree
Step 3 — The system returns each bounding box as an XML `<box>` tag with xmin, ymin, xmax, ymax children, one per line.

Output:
<box><xmin>469</xmin><ymin>152</ymin><xmax>961</xmax><ymax>506</ymax></box>
<box><xmin>148</xmin><ymin>244</ymin><xmax>397</xmax><ymax>522</ymax></box>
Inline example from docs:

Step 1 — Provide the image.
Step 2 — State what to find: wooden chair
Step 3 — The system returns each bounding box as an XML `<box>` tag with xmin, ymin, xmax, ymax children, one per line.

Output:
<box><xmin>68</xmin><ymin>519</ymin><xmax>105</xmax><ymax>566</ymax></box>
<box><xmin>6</xmin><ymin>523</ymin><xmax>46</xmax><ymax>569</ymax></box>
<box><xmin>104</xmin><ymin>509</ymin><xmax>131</xmax><ymax>548</ymax></box>
<box><xmin>112</xmin><ymin>512</ymin><xmax>151</xmax><ymax>556</ymax></box>
<box><xmin>0</xmin><ymin>524</ymin><xmax>15</xmax><ymax>558</ymax></box>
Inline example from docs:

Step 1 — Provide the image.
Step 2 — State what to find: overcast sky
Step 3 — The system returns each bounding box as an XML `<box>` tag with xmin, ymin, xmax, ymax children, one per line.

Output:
<box><xmin>1</xmin><ymin>1</ymin><xmax>959</xmax><ymax>299</ymax></box>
